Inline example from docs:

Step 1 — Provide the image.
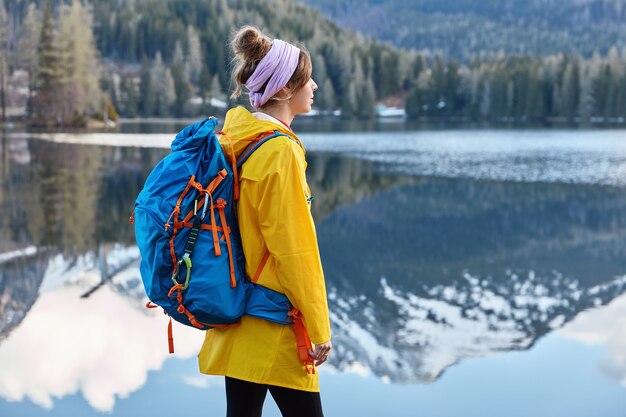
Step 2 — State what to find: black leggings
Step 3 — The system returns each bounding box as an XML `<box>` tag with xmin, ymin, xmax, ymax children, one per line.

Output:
<box><xmin>225</xmin><ymin>376</ymin><xmax>324</xmax><ymax>417</ymax></box>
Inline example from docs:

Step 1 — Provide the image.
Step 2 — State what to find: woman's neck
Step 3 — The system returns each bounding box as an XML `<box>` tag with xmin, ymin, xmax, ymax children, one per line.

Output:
<box><xmin>259</xmin><ymin>105</ymin><xmax>294</xmax><ymax>126</ymax></box>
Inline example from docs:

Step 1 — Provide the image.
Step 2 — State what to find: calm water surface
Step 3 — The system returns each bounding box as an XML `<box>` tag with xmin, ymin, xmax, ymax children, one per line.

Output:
<box><xmin>1</xmin><ymin>124</ymin><xmax>625</xmax><ymax>416</ymax></box>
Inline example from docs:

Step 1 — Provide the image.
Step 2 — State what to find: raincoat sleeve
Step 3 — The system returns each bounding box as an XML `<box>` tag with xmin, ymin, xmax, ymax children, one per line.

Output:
<box><xmin>252</xmin><ymin>140</ymin><xmax>331</xmax><ymax>344</ymax></box>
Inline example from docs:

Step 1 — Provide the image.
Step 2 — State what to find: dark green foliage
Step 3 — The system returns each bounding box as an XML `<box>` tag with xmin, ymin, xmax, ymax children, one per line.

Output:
<box><xmin>405</xmin><ymin>53</ymin><xmax>626</xmax><ymax>124</ymax></box>
<box><xmin>297</xmin><ymin>0</ymin><xmax>626</xmax><ymax>59</ymax></box>
<box><xmin>6</xmin><ymin>0</ymin><xmax>626</xmax><ymax>123</ymax></box>
<box><xmin>138</xmin><ymin>57</ymin><xmax>154</xmax><ymax>117</ymax></box>
<box><xmin>57</xmin><ymin>0</ymin><xmax>417</xmax><ymax>118</ymax></box>
<box><xmin>171</xmin><ymin>64</ymin><xmax>191</xmax><ymax>117</ymax></box>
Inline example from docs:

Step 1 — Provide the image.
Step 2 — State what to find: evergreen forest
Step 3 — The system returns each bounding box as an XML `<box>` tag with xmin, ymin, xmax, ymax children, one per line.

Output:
<box><xmin>298</xmin><ymin>0</ymin><xmax>626</xmax><ymax>58</ymax></box>
<box><xmin>1</xmin><ymin>0</ymin><xmax>625</xmax><ymax>125</ymax></box>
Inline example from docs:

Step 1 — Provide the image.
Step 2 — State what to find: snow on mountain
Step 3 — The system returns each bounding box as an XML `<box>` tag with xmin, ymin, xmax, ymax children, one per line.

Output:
<box><xmin>327</xmin><ymin>271</ymin><xmax>626</xmax><ymax>383</ymax></box>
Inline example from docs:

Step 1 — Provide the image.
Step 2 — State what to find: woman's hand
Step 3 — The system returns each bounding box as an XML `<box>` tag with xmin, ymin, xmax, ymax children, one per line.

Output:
<box><xmin>309</xmin><ymin>340</ymin><xmax>332</xmax><ymax>366</ymax></box>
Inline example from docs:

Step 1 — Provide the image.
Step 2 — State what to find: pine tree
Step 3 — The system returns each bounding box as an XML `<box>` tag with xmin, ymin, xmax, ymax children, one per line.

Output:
<box><xmin>318</xmin><ymin>78</ymin><xmax>335</xmax><ymax>112</ymax></box>
<box><xmin>171</xmin><ymin>63</ymin><xmax>191</xmax><ymax>116</ymax></box>
<box><xmin>210</xmin><ymin>75</ymin><xmax>222</xmax><ymax>101</ymax></box>
<box><xmin>310</xmin><ymin>51</ymin><xmax>332</xmax><ymax>111</ymax></box>
<box><xmin>562</xmin><ymin>58</ymin><xmax>581</xmax><ymax>121</ymax></box>
<box><xmin>604</xmin><ymin>67</ymin><xmax>617</xmax><ymax>119</ymax></box>
<box><xmin>378</xmin><ymin>49</ymin><xmax>399</xmax><ymax>98</ymax></box>
<box><xmin>579</xmin><ymin>63</ymin><xmax>594</xmax><ymax>124</ymax></box>
<box><xmin>358</xmin><ymin>77</ymin><xmax>376</xmax><ymax>119</ymax></box>
<box><xmin>0</xmin><ymin>0</ymin><xmax>8</xmax><ymax>122</ymax></box>
<box><xmin>171</xmin><ymin>40</ymin><xmax>191</xmax><ymax>115</ymax></box>
<box><xmin>480</xmin><ymin>79</ymin><xmax>492</xmax><ymax>119</ymax></box>
<box><xmin>416</xmin><ymin>68</ymin><xmax>434</xmax><ymax>116</ymax></box>
<box><xmin>525</xmin><ymin>64</ymin><xmax>543</xmax><ymax>122</ymax></box>
<box><xmin>198</xmin><ymin>65</ymin><xmax>211</xmax><ymax>107</ymax></box>
<box><xmin>102</xmin><ymin>72</ymin><xmax>119</xmax><ymax>115</ymax></box>
<box><xmin>139</xmin><ymin>56</ymin><xmax>154</xmax><ymax>116</ymax></box>
<box><xmin>445</xmin><ymin>60</ymin><xmax>461</xmax><ymax>115</ymax></box>
<box><xmin>18</xmin><ymin>3</ymin><xmax>42</xmax><ymax>113</ymax></box>
<box><xmin>432</xmin><ymin>56</ymin><xmax>447</xmax><ymax>111</ymax></box>
<box><xmin>340</xmin><ymin>79</ymin><xmax>357</xmax><ymax>118</ymax></box>
<box><xmin>204</xmin><ymin>74</ymin><xmax>223</xmax><ymax>113</ymax></box>
<box><xmin>490</xmin><ymin>64</ymin><xmax>508</xmax><ymax>120</ymax></box>
<box><xmin>405</xmin><ymin>86</ymin><xmax>422</xmax><ymax>119</ymax></box>
<box><xmin>57</xmin><ymin>0</ymin><xmax>104</xmax><ymax>121</ymax></box>
<box><xmin>151</xmin><ymin>52</ymin><xmax>175</xmax><ymax>116</ymax></box>
<box><xmin>172</xmin><ymin>41</ymin><xmax>184</xmax><ymax>68</ymax></box>
<box><xmin>593</xmin><ymin>64</ymin><xmax>611</xmax><ymax>118</ymax></box>
<box><xmin>186</xmin><ymin>25</ymin><xmax>203</xmax><ymax>85</ymax></box>
<box><xmin>352</xmin><ymin>59</ymin><xmax>374</xmax><ymax>118</ymax></box>
<box><xmin>619</xmin><ymin>73</ymin><xmax>626</xmax><ymax>120</ymax></box>
<box><xmin>123</xmin><ymin>76</ymin><xmax>139</xmax><ymax>117</ymax></box>
<box><xmin>466</xmin><ymin>65</ymin><xmax>483</xmax><ymax>119</ymax></box>
<box><xmin>33</xmin><ymin>0</ymin><xmax>62</xmax><ymax>123</ymax></box>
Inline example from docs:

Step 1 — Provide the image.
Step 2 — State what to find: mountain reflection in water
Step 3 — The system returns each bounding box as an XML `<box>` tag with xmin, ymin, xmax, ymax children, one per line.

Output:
<box><xmin>0</xmin><ymin>133</ymin><xmax>625</xmax><ymax>414</ymax></box>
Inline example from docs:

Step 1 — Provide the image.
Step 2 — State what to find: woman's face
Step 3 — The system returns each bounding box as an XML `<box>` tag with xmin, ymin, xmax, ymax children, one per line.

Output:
<box><xmin>289</xmin><ymin>78</ymin><xmax>318</xmax><ymax>115</ymax></box>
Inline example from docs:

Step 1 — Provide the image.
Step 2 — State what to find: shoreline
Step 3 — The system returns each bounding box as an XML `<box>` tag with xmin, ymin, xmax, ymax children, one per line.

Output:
<box><xmin>3</xmin><ymin>116</ymin><xmax>626</xmax><ymax>135</ymax></box>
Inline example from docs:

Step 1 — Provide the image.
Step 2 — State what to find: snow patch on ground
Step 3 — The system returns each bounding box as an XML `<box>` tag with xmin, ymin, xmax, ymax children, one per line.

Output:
<box><xmin>0</xmin><ymin>246</ymin><xmax>37</xmax><ymax>264</ymax></box>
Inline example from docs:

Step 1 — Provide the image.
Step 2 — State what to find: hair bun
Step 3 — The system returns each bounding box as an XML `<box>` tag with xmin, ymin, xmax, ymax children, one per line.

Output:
<box><xmin>230</xmin><ymin>26</ymin><xmax>272</xmax><ymax>63</ymax></box>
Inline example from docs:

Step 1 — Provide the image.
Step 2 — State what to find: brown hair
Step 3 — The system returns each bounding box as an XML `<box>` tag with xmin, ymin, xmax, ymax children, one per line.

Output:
<box><xmin>229</xmin><ymin>26</ymin><xmax>312</xmax><ymax>108</ymax></box>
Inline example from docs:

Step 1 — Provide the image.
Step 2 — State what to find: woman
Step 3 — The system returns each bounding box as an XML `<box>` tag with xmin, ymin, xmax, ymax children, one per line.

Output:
<box><xmin>197</xmin><ymin>26</ymin><xmax>332</xmax><ymax>417</ymax></box>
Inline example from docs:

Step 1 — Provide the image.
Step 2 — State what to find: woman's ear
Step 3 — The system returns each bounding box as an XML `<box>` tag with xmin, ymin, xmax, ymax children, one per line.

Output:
<box><xmin>276</xmin><ymin>86</ymin><xmax>290</xmax><ymax>99</ymax></box>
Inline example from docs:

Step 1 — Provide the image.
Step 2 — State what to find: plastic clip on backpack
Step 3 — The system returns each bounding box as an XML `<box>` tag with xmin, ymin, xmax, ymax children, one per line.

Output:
<box><xmin>132</xmin><ymin>117</ymin><xmax>316</xmax><ymax>373</ymax></box>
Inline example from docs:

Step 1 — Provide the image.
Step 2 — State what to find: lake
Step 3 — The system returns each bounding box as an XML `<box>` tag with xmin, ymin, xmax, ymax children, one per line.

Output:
<box><xmin>1</xmin><ymin>122</ymin><xmax>625</xmax><ymax>417</ymax></box>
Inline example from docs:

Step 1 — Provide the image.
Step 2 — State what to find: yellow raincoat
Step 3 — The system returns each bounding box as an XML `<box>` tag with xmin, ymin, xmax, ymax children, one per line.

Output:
<box><xmin>198</xmin><ymin>106</ymin><xmax>331</xmax><ymax>392</ymax></box>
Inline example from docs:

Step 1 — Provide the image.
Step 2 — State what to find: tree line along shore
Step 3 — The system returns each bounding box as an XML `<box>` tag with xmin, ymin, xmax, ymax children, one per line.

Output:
<box><xmin>1</xmin><ymin>0</ymin><xmax>625</xmax><ymax>128</ymax></box>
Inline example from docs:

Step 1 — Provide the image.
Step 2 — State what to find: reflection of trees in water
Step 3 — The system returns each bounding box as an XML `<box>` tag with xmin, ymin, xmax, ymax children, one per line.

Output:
<box><xmin>95</xmin><ymin>147</ymin><xmax>167</xmax><ymax>245</ymax></box>
<box><xmin>319</xmin><ymin>177</ymin><xmax>626</xmax><ymax>292</ymax></box>
<box><xmin>1</xmin><ymin>139</ymin><xmax>168</xmax><ymax>253</ymax></box>
<box><xmin>35</xmin><ymin>141</ymin><xmax>104</xmax><ymax>252</ymax></box>
<box><xmin>306</xmin><ymin>152</ymin><xmax>414</xmax><ymax>221</ymax></box>
<box><xmin>0</xmin><ymin>134</ymin><xmax>44</xmax><ymax>252</ymax></box>
<box><xmin>2</xmin><ymin>141</ymin><xmax>407</xmax><ymax>252</ymax></box>
<box><xmin>0</xmin><ymin>133</ymin><xmax>8</xmax><ymax>251</ymax></box>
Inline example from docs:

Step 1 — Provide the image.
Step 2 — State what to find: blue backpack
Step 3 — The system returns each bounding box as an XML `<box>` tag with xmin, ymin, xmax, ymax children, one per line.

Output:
<box><xmin>133</xmin><ymin>117</ymin><xmax>294</xmax><ymax>352</ymax></box>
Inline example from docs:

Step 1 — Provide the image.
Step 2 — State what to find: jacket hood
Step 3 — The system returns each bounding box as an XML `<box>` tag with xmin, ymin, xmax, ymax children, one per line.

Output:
<box><xmin>218</xmin><ymin>106</ymin><xmax>303</xmax><ymax>159</ymax></box>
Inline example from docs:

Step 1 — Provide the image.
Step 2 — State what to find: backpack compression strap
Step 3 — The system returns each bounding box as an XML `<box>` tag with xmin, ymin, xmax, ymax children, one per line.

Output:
<box><xmin>236</xmin><ymin>130</ymin><xmax>289</xmax><ymax>169</ymax></box>
<box><xmin>289</xmin><ymin>309</ymin><xmax>317</xmax><ymax>374</ymax></box>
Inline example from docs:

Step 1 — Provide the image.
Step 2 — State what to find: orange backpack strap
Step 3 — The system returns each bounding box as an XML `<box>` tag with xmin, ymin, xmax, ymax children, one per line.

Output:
<box><xmin>216</xmin><ymin>131</ymin><xmax>240</xmax><ymax>201</ymax></box>
<box><xmin>167</xmin><ymin>316</ymin><xmax>174</xmax><ymax>354</ymax></box>
<box><xmin>147</xmin><ymin>297</ymin><xmax>239</xmax><ymax>355</ymax></box>
<box><xmin>251</xmin><ymin>250</ymin><xmax>271</xmax><ymax>283</ymax></box>
<box><xmin>147</xmin><ymin>301</ymin><xmax>175</xmax><ymax>354</ymax></box>
<box><xmin>289</xmin><ymin>309</ymin><xmax>316</xmax><ymax>374</ymax></box>
<box><xmin>216</xmin><ymin>198</ymin><xmax>236</xmax><ymax>287</ymax></box>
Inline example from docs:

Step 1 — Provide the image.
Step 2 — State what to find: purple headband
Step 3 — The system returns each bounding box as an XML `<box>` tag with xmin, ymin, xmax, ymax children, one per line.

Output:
<box><xmin>245</xmin><ymin>39</ymin><xmax>300</xmax><ymax>108</ymax></box>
